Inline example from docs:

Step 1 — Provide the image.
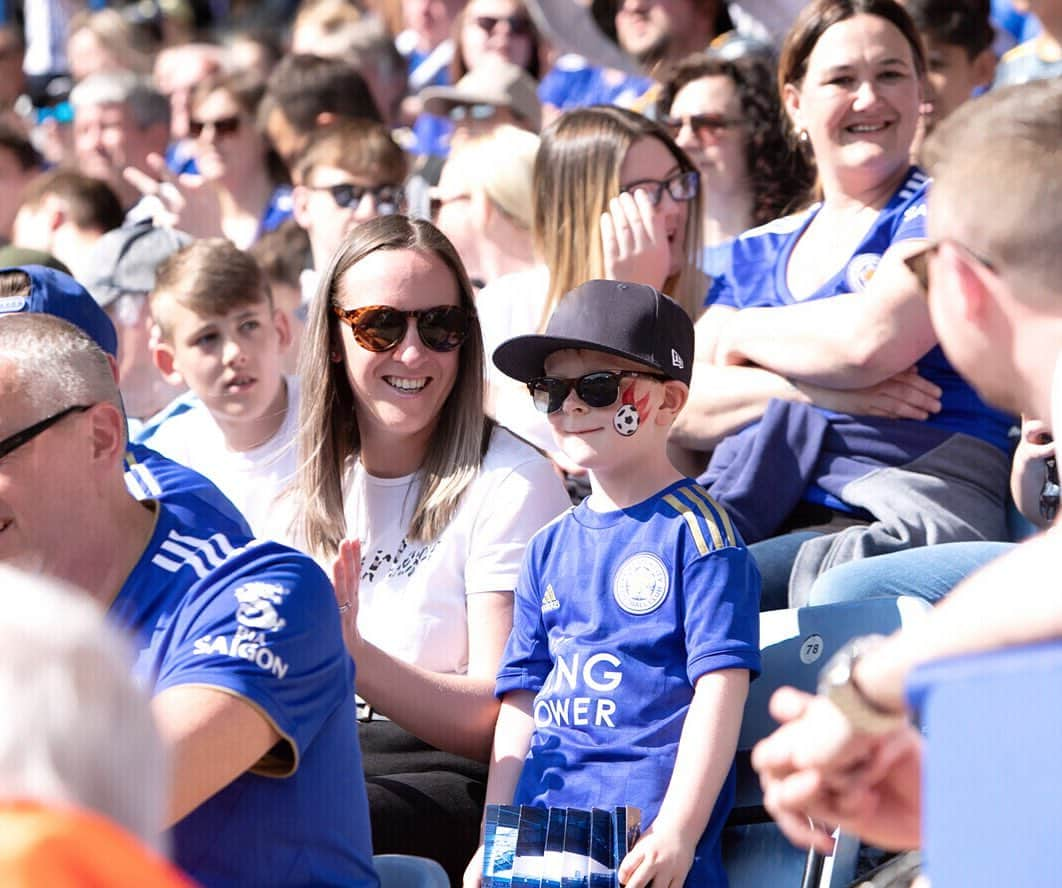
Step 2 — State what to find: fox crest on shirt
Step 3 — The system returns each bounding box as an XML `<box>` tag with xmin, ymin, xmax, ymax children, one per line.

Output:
<box><xmin>192</xmin><ymin>581</ymin><xmax>292</xmax><ymax>679</ymax></box>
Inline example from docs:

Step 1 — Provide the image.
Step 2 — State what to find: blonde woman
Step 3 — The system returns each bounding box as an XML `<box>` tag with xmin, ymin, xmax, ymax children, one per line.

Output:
<box><xmin>432</xmin><ymin>124</ymin><xmax>539</xmax><ymax>288</ymax></box>
<box><xmin>477</xmin><ymin>104</ymin><xmax>705</xmax><ymax>456</ymax></box>
<box><xmin>286</xmin><ymin>215</ymin><xmax>569</xmax><ymax>881</ymax></box>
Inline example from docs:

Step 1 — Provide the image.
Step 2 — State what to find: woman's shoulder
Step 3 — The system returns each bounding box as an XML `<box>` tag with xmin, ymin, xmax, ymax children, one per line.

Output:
<box><xmin>481</xmin><ymin>425</ymin><xmax>556</xmax><ymax>474</ymax></box>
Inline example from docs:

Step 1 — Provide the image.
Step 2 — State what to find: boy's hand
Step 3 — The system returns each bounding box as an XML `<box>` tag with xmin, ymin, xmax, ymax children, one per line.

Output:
<box><xmin>331</xmin><ymin>538</ymin><xmax>363</xmax><ymax>656</ymax></box>
<box><xmin>461</xmin><ymin>844</ymin><xmax>485</xmax><ymax>888</ymax></box>
<box><xmin>617</xmin><ymin>823</ymin><xmax>695</xmax><ymax>888</ymax></box>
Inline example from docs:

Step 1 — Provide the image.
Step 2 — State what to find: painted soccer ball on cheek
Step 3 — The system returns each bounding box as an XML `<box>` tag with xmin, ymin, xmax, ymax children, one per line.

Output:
<box><xmin>613</xmin><ymin>403</ymin><xmax>639</xmax><ymax>436</ymax></box>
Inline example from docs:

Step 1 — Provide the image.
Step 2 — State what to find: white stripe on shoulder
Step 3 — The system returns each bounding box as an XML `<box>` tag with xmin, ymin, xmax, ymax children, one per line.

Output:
<box><xmin>739</xmin><ymin>207</ymin><xmax>816</xmax><ymax>241</ymax></box>
<box><xmin>151</xmin><ymin>529</ymin><xmax>241</xmax><ymax>579</ymax></box>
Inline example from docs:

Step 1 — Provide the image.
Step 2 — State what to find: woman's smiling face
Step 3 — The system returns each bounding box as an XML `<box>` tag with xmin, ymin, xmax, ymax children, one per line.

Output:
<box><xmin>784</xmin><ymin>13</ymin><xmax>922</xmax><ymax>186</ymax></box>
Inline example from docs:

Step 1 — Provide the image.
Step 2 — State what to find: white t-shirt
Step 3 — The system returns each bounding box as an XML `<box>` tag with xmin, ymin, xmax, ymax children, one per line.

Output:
<box><xmin>141</xmin><ymin>377</ymin><xmax>300</xmax><ymax>539</ymax></box>
<box><xmin>476</xmin><ymin>265</ymin><xmax>557</xmax><ymax>453</ymax></box>
<box><xmin>342</xmin><ymin>426</ymin><xmax>570</xmax><ymax>675</ymax></box>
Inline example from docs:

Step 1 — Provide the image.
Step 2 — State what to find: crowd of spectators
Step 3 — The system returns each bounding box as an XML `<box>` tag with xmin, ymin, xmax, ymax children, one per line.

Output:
<box><xmin>0</xmin><ymin>0</ymin><xmax>1058</xmax><ymax>886</ymax></box>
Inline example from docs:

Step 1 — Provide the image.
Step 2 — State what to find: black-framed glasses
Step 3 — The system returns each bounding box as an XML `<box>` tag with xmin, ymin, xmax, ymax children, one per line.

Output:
<box><xmin>473</xmin><ymin>14</ymin><xmax>532</xmax><ymax>35</ymax></box>
<box><xmin>527</xmin><ymin>371</ymin><xmax>667</xmax><ymax>414</ymax></box>
<box><xmin>314</xmin><ymin>183</ymin><xmax>404</xmax><ymax>214</ymax></box>
<box><xmin>0</xmin><ymin>405</ymin><xmax>92</xmax><ymax>461</ymax></box>
<box><xmin>620</xmin><ymin>169</ymin><xmax>700</xmax><ymax>207</ymax></box>
<box><xmin>188</xmin><ymin>114</ymin><xmax>242</xmax><ymax>139</ymax></box>
<box><xmin>661</xmin><ymin>113</ymin><xmax>744</xmax><ymax>141</ymax></box>
<box><xmin>904</xmin><ymin>238</ymin><xmax>998</xmax><ymax>293</ymax></box>
<box><xmin>332</xmin><ymin>304</ymin><xmax>473</xmax><ymax>353</ymax></box>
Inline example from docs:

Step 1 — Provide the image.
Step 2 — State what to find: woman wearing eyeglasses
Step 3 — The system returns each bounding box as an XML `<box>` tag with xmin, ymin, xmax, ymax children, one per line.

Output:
<box><xmin>126</xmin><ymin>70</ymin><xmax>292</xmax><ymax>249</ymax></box>
<box><xmin>671</xmin><ymin>0</ymin><xmax>1014</xmax><ymax>609</ymax></box>
<box><xmin>657</xmin><ymin>52</ymin><xmax>813</xmax><ymax>277</ymax></box>
<box><xmin>284</xmin><ymin>215</ymin><xmax>570</xmax><ymax>881</ymax></box>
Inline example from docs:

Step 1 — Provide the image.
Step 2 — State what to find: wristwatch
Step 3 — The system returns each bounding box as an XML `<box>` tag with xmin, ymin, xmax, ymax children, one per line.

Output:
<box><xmin>817</xmin><ymin>634</ymin><xmax>908</xmax><ymax>735</ymax></box>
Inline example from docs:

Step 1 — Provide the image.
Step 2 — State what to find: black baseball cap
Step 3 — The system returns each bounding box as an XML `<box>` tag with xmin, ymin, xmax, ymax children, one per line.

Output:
<box><xmin>492</xmin><ymin>279</ymin><xmax>694</xmax><ymax>385</ymax></box>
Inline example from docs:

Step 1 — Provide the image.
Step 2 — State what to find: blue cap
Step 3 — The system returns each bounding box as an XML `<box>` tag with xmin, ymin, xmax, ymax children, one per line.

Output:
<box><xmin>0</xmin><ymin>265</ymin><xmax>119</xmax><ymax>358</ymax></box>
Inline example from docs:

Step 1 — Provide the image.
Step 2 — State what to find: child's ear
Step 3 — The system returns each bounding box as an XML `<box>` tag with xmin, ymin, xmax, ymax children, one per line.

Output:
<box><xmin>655</xmin><ymin>379</ymin><xmax>689</xmax><ymax>425</ymax></box>
<box><xmin>274</xmin><ymin>306</ymin><xmax>293</xmax><ymax>351</ymax></box>
<box><xmin>151</xmin><ymin>339</ymin><xmax>185</xmax><ymax>386</ymax></box>
<box><xmin>971</xmin><ymin>48</ymin><xmax>997</xmax><ymax>91</ymax></box>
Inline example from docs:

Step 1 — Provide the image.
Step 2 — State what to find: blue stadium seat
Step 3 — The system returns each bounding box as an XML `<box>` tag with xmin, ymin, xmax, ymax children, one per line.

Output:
<box><xmin>906</xmin><ymin>640</ymin><xmax>1062</xmax><ymax>888</ymax></box>
<box><xmin>723</xmin><ymin>596</ymin><xmax>931</xmax><ymax>888</ymax></box>
<box><xmin>374</xmin><ymin>853</ymin><xmax>450</xmax><ymax>888</ymax></box>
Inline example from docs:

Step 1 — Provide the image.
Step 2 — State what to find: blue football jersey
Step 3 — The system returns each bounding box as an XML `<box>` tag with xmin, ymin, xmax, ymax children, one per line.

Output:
<box><xmin>498</xmin><ymin>480</ymin><xmax>761</xmax><ymax>887</ymax></box>
<box><xmin>707</xmin><ymin>167</ymin><xmax>1013</xmax><ymax>511</ymax></box>
<box><xmin>110</xmin><ymin>504</ymin><xmax>377</xmax><ymax>888</ymax></box>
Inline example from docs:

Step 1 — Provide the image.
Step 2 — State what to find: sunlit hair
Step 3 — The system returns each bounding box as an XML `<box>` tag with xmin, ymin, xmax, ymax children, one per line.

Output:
<box><xmin>67</xmin><ymin>7</ymin><xmax>156</xmax><ymax>76</ymax></box>
<box><xmin>291</xmin><ymin>118</ymin><xmax>407</xmax><ymax>187</ymax></box>
<box><xmin>443</xmin><ymin>125</ymin><xmax>539</xmax><ymax>230</ymax></box>
<box><xmin>0</xmin><ymin>565</ymin><xmax>168</xmax><ymax>850</ymax></box>
<box><xmin>777</xmin><ymin>0</ymin><xmax>926</xmax><ymax>203</ymax></box>
<box><xmin>291</xmin><ymin>215</ymin><xmax>490</xmax><ymax>559</ymax></box>
<box><xmin>0</xmin><ymin>311</ymin><xmax>120</xmax><ymax>419</ymax></box>
<box><xmin>658</xmin><ymin>52</ymin><xmax>815</xmax><ymax>221</ymax></box>
<box><xmin>150</xmin><ymin>238</ymin><xmax>273</xmax><ymax>342</ymax></box>
<box><xmin>923</xmin><ymin>80</ymin><xmax>1062</xmax><ymax>298</ymax></box>
<box><xmin>533</xmin><ymin>105</ymin><xmax>703</xmax><ymax>324</ymax></box>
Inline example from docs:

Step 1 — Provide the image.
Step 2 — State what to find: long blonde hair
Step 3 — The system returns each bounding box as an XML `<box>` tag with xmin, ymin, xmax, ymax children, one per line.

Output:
<box><xmin>533</xmin><ymin>105</ymin><xmax>704</xmax><ymax>325</ymax></box>
<box><xmin>291</xmin><ymin>216</ymin><xmax>491</xmax><ymax>560</ymax></box>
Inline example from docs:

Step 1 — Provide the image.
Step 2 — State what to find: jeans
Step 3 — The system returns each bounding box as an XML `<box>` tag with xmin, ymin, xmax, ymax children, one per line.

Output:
<box><xmin>806</xmin><ymin>541</ymin><xmax>1015</xmax><ymax>606</ymax></box>
<box><xmin>748</xmin><ymin>531</ymin><xmax>823</xmax><ymax>611</ymax></box>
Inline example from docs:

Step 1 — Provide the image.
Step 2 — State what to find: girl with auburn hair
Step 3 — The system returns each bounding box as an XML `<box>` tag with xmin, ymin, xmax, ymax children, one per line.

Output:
<box><xmin>673</xmin><ymin>0</ymin><xmax>1014</xmax><ymax>610</ymax></box>
<box><xmin>284</xmin><ymin>215</ymin><xmax>569</xmax><ymax>881</ymax></box>
<box><xmin>478</xmin><ymin>105</ymin><xmax>705</xmax><ymax>464</ymax></box>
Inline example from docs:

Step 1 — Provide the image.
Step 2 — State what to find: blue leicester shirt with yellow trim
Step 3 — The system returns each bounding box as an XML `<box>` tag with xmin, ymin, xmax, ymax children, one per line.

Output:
<box><xmin>110</xmin><ymin>504</ymin><xmax>378</xmax><ymax>888</ymax></box>
<box><xmin>497</xmin><ymin>480</ymin><xmax>761</xmax><ymax>887</ymax></box>
<box><xmin>707</xmin><ymin>167</ymin><xmax>1013</xmax><ymax>512</ymax></box>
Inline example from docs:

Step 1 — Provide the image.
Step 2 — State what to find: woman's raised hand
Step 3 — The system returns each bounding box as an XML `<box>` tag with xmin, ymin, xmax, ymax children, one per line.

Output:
<box><xmin>600</xmin><ymin>188</ymin><xmax>670</xmax><ymax>290</ymax></box>
<box><xmin>331</xmin><ymin>538</ymin><xmax>363</xmax><ymax>656</ymax></box>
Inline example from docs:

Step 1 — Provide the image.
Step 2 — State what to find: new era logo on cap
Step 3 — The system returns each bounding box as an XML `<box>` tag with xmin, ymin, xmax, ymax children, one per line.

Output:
<box><xmin>671</xmin><ymin>348</ymin><xmax>684</xmax><ymax>370</ymax></box>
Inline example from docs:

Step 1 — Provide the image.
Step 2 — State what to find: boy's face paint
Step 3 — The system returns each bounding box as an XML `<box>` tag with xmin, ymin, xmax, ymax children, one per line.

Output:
<box><xmin>613</xmin><ymin>382</ymin><xmax>651</xmax><ymax>436</ymax></box>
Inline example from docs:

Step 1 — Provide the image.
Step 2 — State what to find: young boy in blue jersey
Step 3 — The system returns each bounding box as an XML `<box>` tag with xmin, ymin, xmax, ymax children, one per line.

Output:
<box><xmin>473</xmin><ymin>280</ymin><xmax>761</xmax><ymax>888</ymax></box>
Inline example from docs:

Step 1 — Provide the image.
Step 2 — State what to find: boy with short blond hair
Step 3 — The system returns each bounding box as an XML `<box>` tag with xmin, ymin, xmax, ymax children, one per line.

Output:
<box><xmin>474</xmin><ymin>280</ymin><xmax>761</xmax><ymax>887</ymax></box>
<box><xmin>138</xmin><ymin>238</ymin><xmax>295</xmax><ymax>538</ymax></box>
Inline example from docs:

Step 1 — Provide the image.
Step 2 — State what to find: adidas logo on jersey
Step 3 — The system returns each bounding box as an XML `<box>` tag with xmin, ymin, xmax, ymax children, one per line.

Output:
<box><xmin>541</xmin><ymin>583</ymin><xmax>560</xmax><ymax>612</ymax></box>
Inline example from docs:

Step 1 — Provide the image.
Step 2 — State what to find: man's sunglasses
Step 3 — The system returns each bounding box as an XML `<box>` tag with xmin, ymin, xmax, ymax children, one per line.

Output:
<box><xmin>904</xmin><ymin>238</ymin><xmax>998</xmax><ymax>293</ymax></box>
<box><xmin>0</xmin><ymin>404</ymin><xmax>92</xmax><ymax>461</ymax></box>
<box><xmin>332</xmin><ymin>304</ymin><xmax>472</xmax><ymax>353</ymax></box>
<box><xmin>528</xmin><ymin>371</ymin><xmax>666</xmax><ymax>414</ymax></box>
<box><xmin>661</xmin><ymin>113</ymin><xmax>744</xmax><ymax>141</ymax></box>
<box><xmin>473</xmin><ymin>14</ymin><xmax>532</xmax><ymax>35</ymax></box>
<box><xmin>314</xmin><ymin>183</ymin><xmax>404</xmax><ymax>214</ymax></box>
<box><xmin>189</xmin><ymin>114</ymin><xmax>242</xmax><ymax>139</ymax></box>
<box><xmin>620</xmin><ymin>169</ymin><xmax>700</xmax><ymax>207</ymax></box>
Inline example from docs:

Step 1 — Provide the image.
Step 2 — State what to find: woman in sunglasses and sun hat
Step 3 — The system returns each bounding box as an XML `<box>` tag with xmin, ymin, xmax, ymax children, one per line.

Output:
<box><xmin>283</xmin><ymin>215</ymin><xmax>570</xmax><ymax>881</ymax></box>
<box><xmin>125</xmin><ymin>69</ymin><xmax>292</xmax><ymax>249</ymax></box>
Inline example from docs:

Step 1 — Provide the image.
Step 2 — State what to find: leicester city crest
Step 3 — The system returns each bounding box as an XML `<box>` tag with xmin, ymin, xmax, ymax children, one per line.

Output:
<box><xmin>612</xmin><ymin>553</ymin><xmax>669</xmax><ymax>615</ymax></box>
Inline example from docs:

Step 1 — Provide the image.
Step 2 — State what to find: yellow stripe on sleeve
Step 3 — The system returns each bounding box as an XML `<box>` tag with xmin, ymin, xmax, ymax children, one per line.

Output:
<box><xmin>662</xmin><ymin>494</ymin><xmax>710</xmax><ymax>556</ymax></box>
<box><xmin>683</xmin><ymin>485</ymin><xmax>738</xmax><ymax>548</ymax></box>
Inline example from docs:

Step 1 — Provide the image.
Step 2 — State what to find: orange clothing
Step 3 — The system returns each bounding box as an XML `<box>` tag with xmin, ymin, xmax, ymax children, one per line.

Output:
<box><xmin>0</xmin><ymin>801</ymin><xmax>196</xmax><ymax>887</ymax></box>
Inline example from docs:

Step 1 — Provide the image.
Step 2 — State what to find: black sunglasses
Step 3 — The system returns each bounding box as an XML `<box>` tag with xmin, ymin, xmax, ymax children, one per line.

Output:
<box><xmin>661</xmin><ymin>113</ymin><xmax>744</xmax><ymax>140</ymax></box>
<box><xmin>0</xmin><ymin>404</ymin><xmax>92</xmax><ymax>461</ymax></box>
<box><xmin>620</xmin><ymin>169</ymin><xmax>700</xmax><ymax>207</ymax></box>
<box><xmin>333</xmin><ymin>304</ymin><xmax>473</xmax><ymax>353</ymax></box>
<box><xmin>528</xmin><ymin>371</ymin><xmax>666</xmax><ymax>414</ymax></box>
<box><xmin>316</xmin><ymin>183</ymin><xmax>404</xmax><ymax>214</ymax></box>
<box><xmin>188</xmin><ymin>114</ymin><xmax>242</xmax><ymax>139</ymax></box>
<box><xmin>473</xmin><ymin>14</ymin><xmax>532</xmax><ymax>35</ymax></box>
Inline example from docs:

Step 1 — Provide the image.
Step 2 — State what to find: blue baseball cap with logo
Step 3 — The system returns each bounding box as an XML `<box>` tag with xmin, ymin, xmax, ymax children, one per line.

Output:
<box><xmin>0</xmin><ymin>265</ymin><xmax>119</xmax><ymax>358</ymax></box>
